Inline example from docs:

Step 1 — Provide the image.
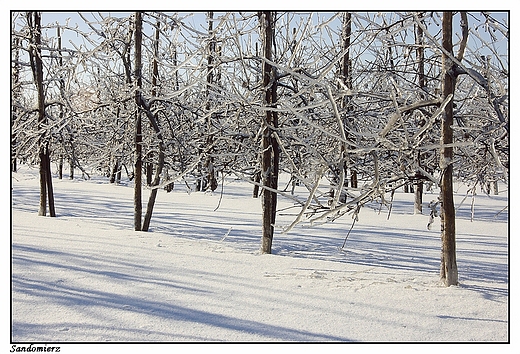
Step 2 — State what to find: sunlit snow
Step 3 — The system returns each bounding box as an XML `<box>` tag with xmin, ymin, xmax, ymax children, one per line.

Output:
<box><xmin>11</xmin><ymin>165</ymin><xmax>508</xmax><ymax>343</ymax></box>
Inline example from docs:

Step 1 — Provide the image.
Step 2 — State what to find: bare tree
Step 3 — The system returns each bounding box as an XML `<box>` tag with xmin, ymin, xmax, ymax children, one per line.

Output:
<box><xmin>439</xmin><ymin>11</ymin><xmax>458</xmax><ymax>286</ymax></box>
<box><xmin>341</xmin><ymin>12</ymin><xmax>357</xmax><ymax>189</ymax></box>
<box><xmin>259</xmin><ymin>11</ymin><xmax>279</xmax><ymax>254</ymax></box>
<box><xmin>141</xmin><ymin>17</ymin><xmax>167</xmax><ymax>231</ymax></box>
<box><xmin>134</xmin><ymin>11</ymin><xmax>143</xmax><ymax>231</ymax></box>
<box><xmin>11</xmin><ymin>34</ymin><xmax>20</xmax><ymax>173</ymax></box>
<box><xmin>413</xmin><ymin>13</ymin><xmax>426</xmax><ymax>214</ymax></box>
<box><xmin>202</xmin><ymin>11</ymin><xmax>218</xmax><ymax>192</ymax></box>
<box><xmin>26</xmin><ymin>11</ymin><xmax>56</xmax><ymax>217</ymax></box>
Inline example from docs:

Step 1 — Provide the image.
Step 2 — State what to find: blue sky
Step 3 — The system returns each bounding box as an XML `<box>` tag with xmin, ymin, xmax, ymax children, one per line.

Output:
<box><xmin>34</xmin><ymin>11</ymin><xmax>507</xmax><ymax>54</ymax></box>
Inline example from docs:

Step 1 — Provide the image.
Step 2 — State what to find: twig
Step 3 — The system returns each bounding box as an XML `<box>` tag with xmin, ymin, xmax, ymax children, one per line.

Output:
<box><xmin>387</xmin><ymin>189</ymin><xmax>395</xmax><ymax>220</ymax></box>
<box><xmin>220</xmin><ymin>227</ymin><xmax>233</xmax><ymax>242</ymax></box>
<box><xmin>494</xmin><ymin>205</ymin><xmax>508</xmax><ymax>219</ymax></box>
<box><xmin>341</xmin><ymin>204</ymin><xmax>360</xmax><ymax>250</ymax></box>
<box><xmin>283</xmin><ymin>167</ymin><xmax>325</xmax><ymax>234</ymax></box>
<box><xmin>214</xmin><ymin>172</ymin><xmax>226</xmax><ymax>212</ymax></box>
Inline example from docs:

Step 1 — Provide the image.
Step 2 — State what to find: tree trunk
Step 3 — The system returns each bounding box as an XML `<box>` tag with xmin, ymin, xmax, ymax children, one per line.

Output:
<box><xmin>142</xmin><ymin>147</ymin><xmax>164</xmax><ymax>231</ymax></box>
<box><xmin>110</xmin><ymin>106</ymin><xmax>122</xmax><ymax>184</ymax></box>
<box><xmin>58</xmin><ymin>154</ymin><xmax>63</xmax><ymax>179</ymax></box>
<box><xmin>38</xmin><ymin>150</ymin><xmax>47</xmax><ymax>216</ymax></box>
<box><xmin>203</xmin><ymin>11</ymin><xmax>218</xmax><ymax>192</ymax></box>
<box><xmin>12</xmin><ymin>148</ymin><xmax>17</xmax><ymax>172</ymax></box>
<box><xmin>57</xmin><ymin>27</ymin><xmax>65</xmax><ymax>181</ymax></box>
<box><xmin>109</xmin><ymin>159</ymin><xmax>119</xmax><ymax>184</ymax></box>
<box><xmin>134</xmin><ymin>11</ymin><xmax>143</xmax><ymax>231</ymax></box>
<box><xmin>69</xmin><ymin>157</ymin><xmax>74</xmax><ymax>180</ymax></box>
<box><xmin>252</xmin><ymin>41</ymin><xmax>261</xmax><ymax>200</ymax></box>
<box><xmin>12</xmin><ymin>36</ymin><xmax>20</xmax><ymax>173</ymax></box>
<box><xmin>146</xmin><ymin>162</ymin><xmax>153</xmax><ymax>186</ymax></box>
<box><xmin>341</xmin><ymin>12</ymin><xmax>357</xmax><ymax>189</ymax></box>
<box><xmin>350</xmin><ymin>170</ymin><xmax>357</xmax><ymax>190</ymax></box>
<box><xmin>260</xmin><ymin>11</ymin><xmax>279</xmax><ymax>254</ymax></box>
<box><xmin>28</xmin><ymin>11</ymin><xmax>55</xmax><ymax>217</ymax></box>
<box><xmin>252</xmin><ymin>169</ymin><xmax>261</xmax><ymax>198</ymax></box>
<box><xmin>440</xmin><ymin>12</ymin><xmax>458</xmax><ymax>286</ymax></box>
<box><xmin>141</xmin><ymin>21</ymin><xmax>165</xmax><ymax>232</ymax></box>
<box><xmin>414</xmin><ymin>13</ymin><xmax>425</xmax><ymax>214</ymax></box>
<box><xmin>45</xmin><ymin>152</ymin><xmax>56</xmax><ymax>216</ymax></box>
<box><xmin>414</xmin><ymin>171</ymin><xmax>423</xmax><ymax>215</ymax></box>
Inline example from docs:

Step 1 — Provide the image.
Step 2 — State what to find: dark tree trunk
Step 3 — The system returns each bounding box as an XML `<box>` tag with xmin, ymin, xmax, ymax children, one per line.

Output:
<box><xmin>12</xmin><ymin>37</ymin><xmax>20</xmax><ymax>173</ymax></box>
<box><xmin>45</xmin><ymin>152</ymin><xmax>56</xmax><ymax>216</ymax></box>
<box><xmin>28</xmin><ymin>11</ymin><xmax>55</xmax><ymax>217</ymax></box>
<box><xmin>69</xmin><ymin>157</ymin><xmax>74</xmax><ymax>180</ymax></box>
<box><xmin>141</xmin><ymin>21</ymin><xmax>165</xmax><ymax>232</ymax></box>
<box><xmin>142</xmin><ymin>147</ymin><xmax>164</xmax><ymax>231</ymax></box>
<box><xmin>110</xmin><ymin>107</ymin><xmax>122</xmax><ymax>184</ymax></box>
<box><xmin>134</xmin><ymin>11</ymin><xmax>143</xmax><ymax>231</ymax></box>
<box><xmin>57</xmin><ymin>27</ymin><xmax>65</xmax><ymax>181</ymax></box>
<box><xmin>341</xmin><ymin>12</ymin><xmax>357</xmax><ymax>189</ymax></box>
<box><xmin>58</xmin><ymin>154</ymin><xmax>63</xmax><ymax>179</ymax></box>
<box><xmin>38</xmin><ymin>150</ymin><xmax>47</xmax><ymax>216</ymax></box>
<box><xmin>414</xmin><ymin>169</ymin><xmax>424</xmax><ymax>215</ymax></box>
<box><xmin>203</xmin><ymin>11</ymin><xmax>218</xmax><ymax>192</ymax></box>
<box><xmin>440</xmin><ymin>11</ymin><xmax>458</xmax><ymax>286</ymax></box>
<box><xmin>146</xmin><ymin>162</ymin><xmax>153</xmax><ymax>186</ymax></box>
<box><xmin>350</xmin><ymin>171</ymin><xmax>357</xmax><ymax>190</ymax></box>
<box><xmin>11</xmin><ymin>149</ymin><xmax>17</xmax><ymax>173</ymax></box>
<box><xmin>110</xmin><ymin>160</ymin><xmax>119</xmax><ymax>184</ymax></box>
<box><xmin>145</xmin><ymin>22</ymin><xmax>160</xmax><ymax>190</ymax></box>
<box><xmin>414</xmin><ymin>13</ymin><xmax>426</xmax><ymax>214</ymax></box>
<box><xmin>252</xmin><ymin>42</ymin><xmax>261</xmax><ymax>200</ymax></box>
<box><xmin>259</xmin><ymin>11</ymin><xmax>279</xmax><ymax>254</ymax></box>
<box><xmin>252</xmin><ymin>169</ymin><xmax>261</xmax><ymax>198</ymax></box>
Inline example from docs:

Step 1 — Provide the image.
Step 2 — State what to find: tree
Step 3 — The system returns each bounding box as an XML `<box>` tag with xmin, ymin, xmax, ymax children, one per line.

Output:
<box><xmin>341</xmin><ymin>12</ymin><xmax>357</xmax><ymax>189</ymax></box>
<box><xmin>26</xmin><ymin>11</ymin><xmax>56</xmax><ymax>217</ymax></box>
<box><xmin>413</xmin><ymin>13</ymin><xmax>425</xmax><ymax>214</ymax></box>
<box><xmin>134</xmin><ymin>11</ymin><xmax>143</xmax><ymax>231</ymax></box>
<box><xmin>439</xmin><ymin>11</ymin><xmax>458</xmax><ymax>286</ymax></box>
<box><xmin>259</xmin><ymin>11</ymin><xmax>279</xmax><ymax>254</ymax></box>
<box><xmin>11</xmin><ymin>34</ymin><xmax>20</xmax><ymax>173</ymax></box>
<box><xmin>141</xmin><ymin>17</ymin><xmax>167</xmax><ymax>231</ymax></box>
<box><xmin>201</xmin><ymin>11</ymin><xmax>218</xmax><ymax>192</ymax></box>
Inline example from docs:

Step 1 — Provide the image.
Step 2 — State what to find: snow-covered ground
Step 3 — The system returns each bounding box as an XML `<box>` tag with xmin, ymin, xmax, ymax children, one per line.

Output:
<box><xmin>11</xmin><ymin>165</ymin><xmax>510</xmax><ymax>346</ymax></box>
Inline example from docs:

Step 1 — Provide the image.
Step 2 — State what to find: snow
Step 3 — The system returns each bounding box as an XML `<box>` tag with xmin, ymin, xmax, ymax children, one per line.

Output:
<box><xmin>10</xmin><ymin>165</ymin><xmax>511</xmax><ymax>348</ymax></box>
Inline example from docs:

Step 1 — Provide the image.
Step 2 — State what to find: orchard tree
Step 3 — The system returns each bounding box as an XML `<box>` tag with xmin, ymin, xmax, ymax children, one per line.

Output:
<box><xmin>259</xmin><ymin>11</ymin><xmax>279</xmax><ymax>254</ymax></box>
<box><xmin>26</xmin><ymin>11</ymin><xmax>56</xmax><ymax>217</ymax></box>
<box><xmin>439</xmin><ymin>11</ymin><xmax>458</xmax><ymax>286</ymax></box>
<box><xmin>133</xmin><ymin>11</ymin><xmax>143</xmax><ymax>231</ymax></box>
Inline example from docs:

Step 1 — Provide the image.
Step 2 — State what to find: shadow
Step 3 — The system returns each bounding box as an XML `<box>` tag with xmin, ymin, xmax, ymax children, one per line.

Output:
<box><xmin>11</xmin><ymin>183</ymin><xmax>133</xmax><ymax>230</ymax></box>
<box><xmin>457</xmin><ymin>283</ymin><xmax>509</xmax><ymax>302</ymax></box>
<box><xmin>12</xmin><ymin>239</ymin><xmax>353</xmax><ymax>342</ymax></box>
<box><xmin>274</xmin><ymin>222</ymin><xmax>442</xmax><ymax>273</ymax></box>
<box><xmin>454</xmin><ymin>193</ymin><xmax>509</xmax><ymax>223</ymax></box>
<box><xmin>12</xmin><ymin>275</ymin><xmax>352</xmax><ymax>342</ymax></box>
<box><xmin>11</xmin><ymin>244</ymin><xmax>209</xmax><ymax>295</ymax></box>
<box><xmin>437</xmin><ymin>315</ymin><xmax>508</xmax><ymax>324</ymax></box>
<box><xmin>272</xmin><ymin>202</ymin><xmax>508</xmax><ymax>301</ymax></box>
<box><xmin>11</xmin><ymin>321</ymin><xmax>218</xmax><ymax>342</ymax></box>
<box><xmin>12</xmin><ymin>172</ymin><xmax>509</xmax><ymax>338</ymax></box>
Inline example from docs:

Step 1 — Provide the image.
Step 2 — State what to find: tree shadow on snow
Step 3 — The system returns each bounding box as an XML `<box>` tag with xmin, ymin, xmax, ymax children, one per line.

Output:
<box><xmin>11</xmin><ymin>243</ymin><xmax>352</xmax><ymax>342</ymax></box>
